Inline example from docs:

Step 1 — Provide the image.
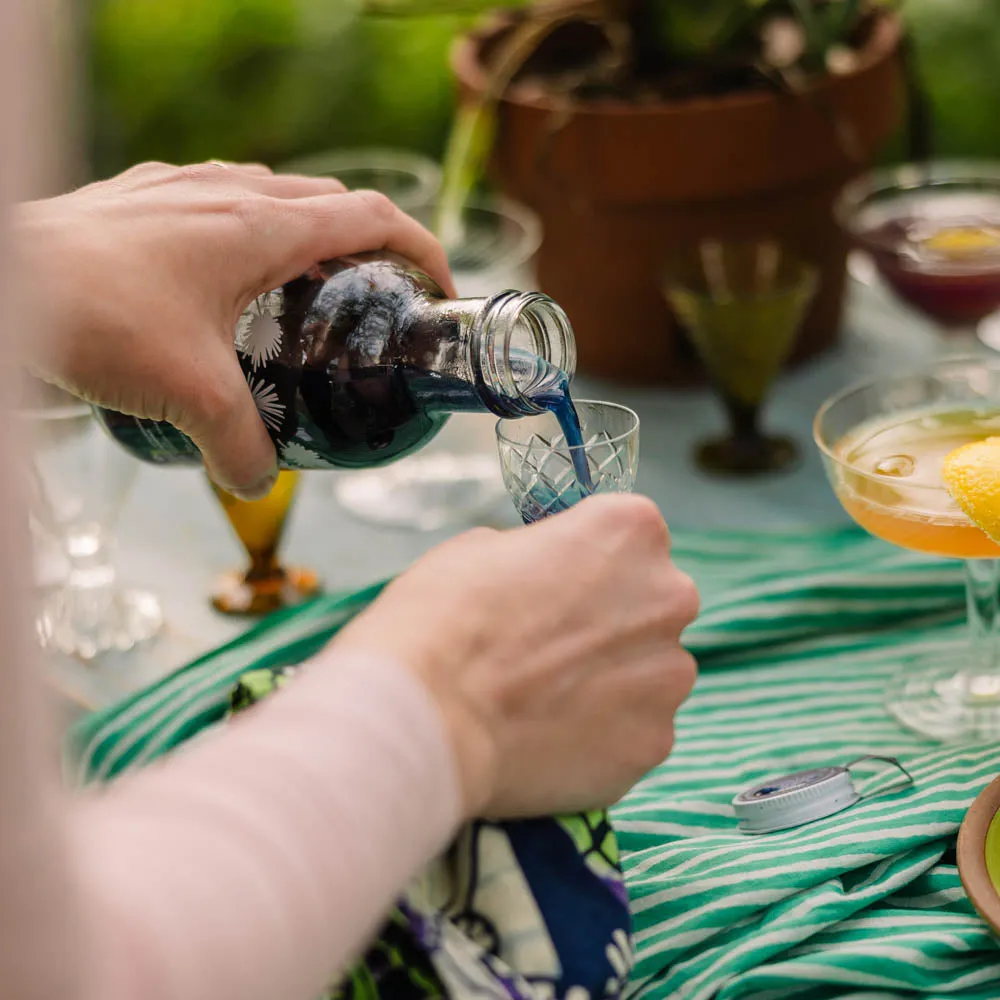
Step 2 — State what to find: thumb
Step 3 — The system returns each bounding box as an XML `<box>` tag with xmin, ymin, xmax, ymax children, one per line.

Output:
<box><xmin>170</xmin><ymin>348</ymin><xmax>278</xmax><ymax>500</ymax></box>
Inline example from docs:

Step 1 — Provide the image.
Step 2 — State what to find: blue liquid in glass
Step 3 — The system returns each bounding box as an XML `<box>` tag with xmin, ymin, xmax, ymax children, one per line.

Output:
<box><xmin>494</xmin><ymin>355</ymin><xmax>594</xmax><ymax>524</ymax></box>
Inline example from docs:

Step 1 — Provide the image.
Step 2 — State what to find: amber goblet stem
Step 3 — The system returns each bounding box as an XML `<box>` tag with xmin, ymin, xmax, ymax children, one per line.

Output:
<box><xmin>209</xmin><ymin>471</ymin><xmax>320</xmax><ymax>616</ymax></box>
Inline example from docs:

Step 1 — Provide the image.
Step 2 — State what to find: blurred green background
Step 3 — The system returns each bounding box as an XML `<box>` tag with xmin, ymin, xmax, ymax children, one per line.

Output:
<box><xmin>87</xmin><ymin>0</ymin><xmax>1000</xmax><ymax>180</ymax></box>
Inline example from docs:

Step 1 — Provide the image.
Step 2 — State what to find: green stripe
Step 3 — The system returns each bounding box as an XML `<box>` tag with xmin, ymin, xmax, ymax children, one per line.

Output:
<box><xmin>66</xmin><ymin>527</ymin><xmax>1000</xmax><ymax>998</ymax></box>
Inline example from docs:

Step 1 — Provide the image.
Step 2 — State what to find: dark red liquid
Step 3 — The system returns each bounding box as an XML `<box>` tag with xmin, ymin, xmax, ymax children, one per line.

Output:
<box><xmin>861</xmin><ymin>214</ymin><xmax>1000</xmax><ymax>328</ymax></box>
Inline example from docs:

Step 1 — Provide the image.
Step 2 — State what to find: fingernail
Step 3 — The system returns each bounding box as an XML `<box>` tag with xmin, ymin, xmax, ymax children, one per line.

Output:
<box><xmin>230</xmin><ymin>468</ymin><xmax>278</xmax><ymax>503</ymax></box>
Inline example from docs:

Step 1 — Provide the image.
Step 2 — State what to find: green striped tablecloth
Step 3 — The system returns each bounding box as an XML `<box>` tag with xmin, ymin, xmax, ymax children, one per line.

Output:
<box><xmin>69</xmin><ymin>527</ymin><xmax>1000</xmax><ymax>999</ymax></box>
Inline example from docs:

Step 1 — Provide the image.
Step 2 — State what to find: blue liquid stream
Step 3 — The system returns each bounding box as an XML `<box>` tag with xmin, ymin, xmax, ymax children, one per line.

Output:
<box><xmin>503</xmin><ymin>356</ymin><xmax>594</xmax><ymax>523</ymax></box>
<box><xmin>408</xmin><ymin>350</ymin><xmax>595</xmax><ymax>512</ymax></box>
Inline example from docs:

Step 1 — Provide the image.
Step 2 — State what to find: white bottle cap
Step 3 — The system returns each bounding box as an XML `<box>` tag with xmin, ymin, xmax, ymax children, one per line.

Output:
<box><xmin>732</xmin><ymin>756</ymin><xmax>914</xmax><ymax>835</ymax></box>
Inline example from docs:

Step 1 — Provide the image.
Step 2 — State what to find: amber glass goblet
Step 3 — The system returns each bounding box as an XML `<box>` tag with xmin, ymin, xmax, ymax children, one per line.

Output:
<box><xmin>209</xmin><ymin>471</ymin><xmax>320</xmax><ymax>615</ymax></box>
<box><xmin>664</xmin><ymin>240</ymin><xmax>818</xmax><ymax>476</ymax></box>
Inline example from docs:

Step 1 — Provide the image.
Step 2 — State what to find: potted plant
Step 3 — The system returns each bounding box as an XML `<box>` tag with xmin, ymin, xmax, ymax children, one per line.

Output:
<box><xmin>370</xmin><ymin>0</ymin><xmax>910</xmax><ymax>383</ymax></box>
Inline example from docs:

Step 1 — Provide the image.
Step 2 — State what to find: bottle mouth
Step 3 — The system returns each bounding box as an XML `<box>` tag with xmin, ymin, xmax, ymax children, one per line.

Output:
<box><xmin>475</xmin><ymin>290</ymin><xmax>577</xmax><ymax>415</ymax></box>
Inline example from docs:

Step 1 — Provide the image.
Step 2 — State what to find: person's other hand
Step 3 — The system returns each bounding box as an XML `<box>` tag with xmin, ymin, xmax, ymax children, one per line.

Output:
<box><xmin>332</xmin><ymin>494</ymin><xmax>699</xmax><ymax>820</ymax></box>
<box><xmin>15</xmin><ymin>161</ymin><xmax>455</xmax><ymax>499</ymax></box>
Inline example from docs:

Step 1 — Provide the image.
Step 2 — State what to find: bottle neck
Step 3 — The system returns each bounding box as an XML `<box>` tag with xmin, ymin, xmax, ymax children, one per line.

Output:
<box><xmin>415</xmin><ymin>290</ymin><xmax>576</xmax><ymax>418</ymax></box>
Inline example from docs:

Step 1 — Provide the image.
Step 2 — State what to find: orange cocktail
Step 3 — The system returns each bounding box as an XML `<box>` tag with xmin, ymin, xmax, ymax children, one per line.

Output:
<box><xmin>833</xmin><ymin>407</ymin><xmax>1000</xmax><ymax>559</ymax></box>
<box><xmin>815</xmin><ymin>360</ymin><xmax>1000</xmax><ymax>743</ymax></box>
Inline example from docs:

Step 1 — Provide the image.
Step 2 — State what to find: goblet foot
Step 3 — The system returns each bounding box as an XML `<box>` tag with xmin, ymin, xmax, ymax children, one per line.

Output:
<box><xmin>695</xmin><ymin>433</ymin><xmax>799</xmax><ymax>476</ymax></box>
<box><xmin>38</xmin><ymin>586</ymin><xmax>163</xmax><ymax>660</ymax></box>
<box><xmin>211</xmin><ymin>566</ymin><xmax>320</xmax><ymax>616</ymax></box>
<box><xmin>887</xmin><ymin>658</ymin><xmax>1000</xmax><ymax>742</ymax></box>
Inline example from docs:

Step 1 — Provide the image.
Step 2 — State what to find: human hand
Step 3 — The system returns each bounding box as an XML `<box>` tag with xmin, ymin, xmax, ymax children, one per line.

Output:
<box><xmin>14</xmin><ymin>161</ymin><xmax>455</xmax><ymax>499</ymax></box>
<box><xmin>332</xmin><ymin>494</ymin><xmax>699</xmax><ymax>820</ymax></box>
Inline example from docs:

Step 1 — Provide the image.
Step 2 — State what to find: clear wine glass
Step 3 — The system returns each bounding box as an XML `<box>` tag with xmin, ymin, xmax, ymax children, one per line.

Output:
<box><xmin>496</xmin><ymin>400</ymin><xmax>640</xmax><ymax>523</ymax></box>
<box><xmin>278</xmin><ymin>147</ymin><xmax>442</xmax><ymax>214</ymax></box>
<box><xmin>18</xmin><ymin>402</ymin><xmax>162</xmax><ymax>659</ymax></box>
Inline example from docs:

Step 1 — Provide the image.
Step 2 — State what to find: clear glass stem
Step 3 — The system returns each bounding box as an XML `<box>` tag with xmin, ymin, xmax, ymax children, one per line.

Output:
<box><xmin>963</xmin><ymin>558</ymin><xmax>1000</xmax><ymax>700</ymax></box>
<box><xmin>63</xmin><ymin>527</ymin><xmax>117</xmax><ymax>617</ymax></box>
<box><xmin>940</xmin><ymin>324</ymin><xmax>982</xmax><ymax>358</ymax></box>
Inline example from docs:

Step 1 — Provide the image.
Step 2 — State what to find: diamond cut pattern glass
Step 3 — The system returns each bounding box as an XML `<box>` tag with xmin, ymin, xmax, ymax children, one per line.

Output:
<box><xmin>496</xmin><ymin>401</ymin><xmax>640</xmax><ymax>523</ymax></box>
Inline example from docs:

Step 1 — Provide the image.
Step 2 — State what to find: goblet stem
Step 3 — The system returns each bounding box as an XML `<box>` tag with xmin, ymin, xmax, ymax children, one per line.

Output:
<box><xmin>245</xmin><ymin>549</ymin><xmax>285</xmax><ymax>585</ymax></box>
<box><xmin>65</xmin><ymin>527</ymin><xmax>116</xmax><ymax>598</ymax></box>
<box><xmin>39</xmin><ymin>526</ymin><xmax>162</xmax><ymax>658</ymax></box>
<box><xmin>696</xmin><ymin>392</ymin><xmax>797</xmax><ymax>476</ymax></box>
<box><xmin>962</xmin><ymin>559</ymin><xmax>1000</xmax><ymax>700</ymax></box>
<box><xmin>722</xmin><ymin>395</ymin><xmax>768</xmax><ymax>453</ymax></box>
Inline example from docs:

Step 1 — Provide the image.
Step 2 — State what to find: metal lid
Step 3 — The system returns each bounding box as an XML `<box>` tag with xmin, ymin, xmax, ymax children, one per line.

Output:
<box><xmin>733</xmin><ymin>756</ymin><xmax>915</xmax><ymax>835</ymax></box>
<box><xmin>733</xmin><ymin>766</ymin><xmax>860</xmax><ymax>834</ymax></box>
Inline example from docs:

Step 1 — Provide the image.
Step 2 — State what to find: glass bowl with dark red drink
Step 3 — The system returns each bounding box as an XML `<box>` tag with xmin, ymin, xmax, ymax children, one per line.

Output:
<box><xmin>836</xmin><ymin>162</ymin><xmax>1000</xmax><ymax>346</ymax></box>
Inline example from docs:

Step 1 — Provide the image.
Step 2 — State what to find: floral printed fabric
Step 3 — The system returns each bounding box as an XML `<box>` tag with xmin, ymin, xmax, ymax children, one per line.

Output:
<box><xmin>230</xmin><ymin>667</ymin><xmax>634</xmax><ymax>1000</ymax></box>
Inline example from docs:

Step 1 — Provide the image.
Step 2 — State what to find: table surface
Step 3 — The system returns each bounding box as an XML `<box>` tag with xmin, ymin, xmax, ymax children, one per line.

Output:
<box><xmin>42</xmin><ymin>275</ymin><xmax>991</xmax><ymax>713</ymax></box>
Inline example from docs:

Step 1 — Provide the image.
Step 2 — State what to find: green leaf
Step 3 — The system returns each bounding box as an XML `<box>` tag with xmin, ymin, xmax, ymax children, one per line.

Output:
<box><xmin>431</xmin><ymin>5</ymin><xmax>584</xmax><ymax>244</ymax></box>
<box><xmin>434</xmin><ymin>102</ymin><xmax>497</xmax><ymax>245</ymax></box>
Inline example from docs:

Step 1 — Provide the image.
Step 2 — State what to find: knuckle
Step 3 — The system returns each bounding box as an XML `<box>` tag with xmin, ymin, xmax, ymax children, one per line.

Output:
<box><xmin>354</xmin><ymin>189</ymin><xmax>397</xmax><ymax>223</ymax></box>
<box><xmin>178</xmin><ymin>162</ymin><xmax>229</xmax><ymax>185</ymax></box>
<box><xmin>673</xmin><ymin>649</ymin><xmax>698</xmax><ymax>699</ymax></box>
<box><xmin>126</xmin><ymin>160</ymin><xmax>173</xmax><ymax>177</ymax></box>
<box><xmin>228</xmin><ymin>192</ymin><xmax>271</xmax><ymax>234</ymax></box>
<box><xmin>613</xmin><ymin>494</ymin><xmax>665</xmax><ymax>539</ymax></box>
<box><xmin>672</xmin><ymin>569</ymin><xmax>701</xmax><ymax>624</ymax></box>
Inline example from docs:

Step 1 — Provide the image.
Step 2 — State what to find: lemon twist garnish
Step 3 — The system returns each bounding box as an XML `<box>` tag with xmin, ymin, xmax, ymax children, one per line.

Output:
<box><xmin>942</xmin><ymin>437</ymin><xmax>1000</xmax><ymax>544</ymax></box>
<box><xmin>921</xmin><ymin>226</ymin><xmax>1000</xmax><ymax>258</ymax></box>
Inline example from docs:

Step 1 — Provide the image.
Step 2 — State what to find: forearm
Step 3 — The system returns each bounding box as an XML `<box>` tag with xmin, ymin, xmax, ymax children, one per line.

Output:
<box><xmin>71</xmin><ymin>652</ymin><xmax>461</xmax><ymax>1000</ymax></box>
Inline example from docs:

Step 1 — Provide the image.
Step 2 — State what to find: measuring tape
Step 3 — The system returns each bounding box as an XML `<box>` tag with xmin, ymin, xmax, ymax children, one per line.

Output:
<box><xmin>732</xmin><ymin>755</ymin><xmax>914</xmax><ymax>835</ymax></box>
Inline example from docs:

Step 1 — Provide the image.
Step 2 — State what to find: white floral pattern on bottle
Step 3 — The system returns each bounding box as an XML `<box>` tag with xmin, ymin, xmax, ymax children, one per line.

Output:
<box><xmin>281</xmin><ymin>440</ymin><xmax>335</xmax><ymax>470</ymax></box>
<box><xmin>246</xmin><ymin>373</ymin><xmax>285</xmax><ymax>434</ymax></box>
<box><xmin>236</xmin><ymin>291</ymin><xmax>284</xmax><ymax>370</ymax></box>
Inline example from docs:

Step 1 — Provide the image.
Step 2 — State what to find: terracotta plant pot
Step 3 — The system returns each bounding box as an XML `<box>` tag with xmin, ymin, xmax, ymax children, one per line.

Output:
<box><xmin>452</xmin><ymin>14</ymin><xmax>905</xmax><ymax>384</ymax></box>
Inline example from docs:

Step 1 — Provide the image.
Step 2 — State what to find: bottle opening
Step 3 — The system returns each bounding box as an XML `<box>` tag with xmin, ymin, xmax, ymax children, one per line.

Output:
<box><xmin>474</xmin><ymin>291</ymin><xmax>577</xmax><ymax>416</ymax></box>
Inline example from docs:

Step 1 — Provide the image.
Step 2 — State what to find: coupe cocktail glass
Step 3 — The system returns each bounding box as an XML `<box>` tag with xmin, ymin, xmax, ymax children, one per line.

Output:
<box><xmin>837</xmin><ymin>162</ymin><xmax>1000</xmax><ymax>348</ymax></box>
<box><xmin>815</xmin><ymin>359</ymin><xmax>1000</xmax><ymax>741</ymax></box>
<box><xmin>496</xmin><ymin>400</ymin><xmax>639</xmax><ymax>524</ymax></box>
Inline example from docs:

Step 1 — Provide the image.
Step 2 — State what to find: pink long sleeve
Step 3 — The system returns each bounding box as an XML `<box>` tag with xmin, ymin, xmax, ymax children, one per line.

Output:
<box><xmin>73</xmin><ymin>653</ymin><xmax>462</xmax><ymax>1000</ymax></box>
<box><xmin>0</xmin><ymin>9</ymin><xmax>462</xmax><ymax>998</ymax></box>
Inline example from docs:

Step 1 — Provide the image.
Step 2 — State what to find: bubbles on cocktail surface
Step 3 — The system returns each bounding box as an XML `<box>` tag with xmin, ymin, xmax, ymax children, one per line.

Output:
<box><xmin>874</xmin><ymin>454</ymin><xmax>915</xmax><ymax>478</ymax></box>
<box><xmin>837</xmin><ymin>408</ymin><xmax>1000</xmax><ymax>517</ymax></box>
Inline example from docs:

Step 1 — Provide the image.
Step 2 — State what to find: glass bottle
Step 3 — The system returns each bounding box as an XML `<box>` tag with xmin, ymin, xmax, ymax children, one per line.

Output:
<box><xmin>95</xmin><ymin>252</ymin><xmax>576</xmax><ymax>470</ymax></box>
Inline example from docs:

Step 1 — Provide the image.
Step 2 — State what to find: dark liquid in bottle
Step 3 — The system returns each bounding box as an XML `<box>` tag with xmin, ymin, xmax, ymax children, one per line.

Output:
<box><xmin>97</xmin><ymin>256</ymin><xmax>593</xmax><ymax>495</ymax></box>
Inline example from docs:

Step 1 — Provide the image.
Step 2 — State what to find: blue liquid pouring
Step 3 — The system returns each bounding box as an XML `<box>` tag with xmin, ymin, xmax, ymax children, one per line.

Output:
<box><xmin>503</xmin><ymin>357</ymin><xmax>594</xmax><ymax>525</ymax></box>
<box><xmin>408</xmin><ymin>348</ymin><xmax>594</xmax><ymax>516</ymax></box>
